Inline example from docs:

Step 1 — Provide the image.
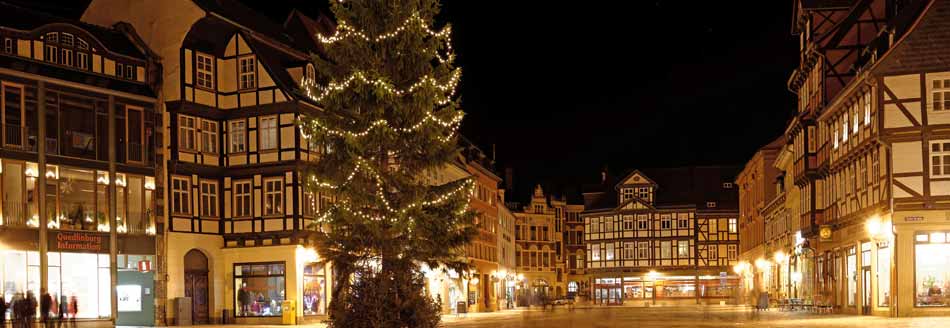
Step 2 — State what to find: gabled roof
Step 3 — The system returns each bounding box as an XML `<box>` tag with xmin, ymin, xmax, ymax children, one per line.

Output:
<box><xmin>614</xmin><ymin>197</ymin><xmax>656</xmax><ymax>212</ymax></box>
<box><xmin>615</xmin><ymin>169</ymin><xmax>657</xmax><ymax>188</ymax></box>
<box><xmin>0</xmin><ymin>1</ymin><xmax>146</xmax><ymax>59</ymax></box>
<box><xmin>871</xmin><ymin>0</ymin><xmax>945</xmax><ymax>75</ymax></box>
<box><xmin>583</xmin><ymin>166</ymin><xmax>741</xmax><ymax>213</ymax></box>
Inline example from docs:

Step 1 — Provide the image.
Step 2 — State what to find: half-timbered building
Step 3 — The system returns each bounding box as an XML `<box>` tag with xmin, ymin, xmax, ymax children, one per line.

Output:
<box><xmin>581</xmin><ymin>167</ymin><xmax>740</xmax><ymax>305</ymax></box>
<box><xmin>0</xmin><ymin>2</ymin><xmax>161</xmax><ymax>326</ymax></box>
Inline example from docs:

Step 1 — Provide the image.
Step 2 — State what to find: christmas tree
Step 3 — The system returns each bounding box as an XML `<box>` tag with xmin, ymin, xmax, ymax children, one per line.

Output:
<box><xmin>300</xmin><ymin>1</ymin><xmax>475</xmax><ymax>327</ymax></box>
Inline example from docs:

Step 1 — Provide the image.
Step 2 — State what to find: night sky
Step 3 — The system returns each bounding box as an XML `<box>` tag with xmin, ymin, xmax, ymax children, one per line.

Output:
<box><xmin>45</xmin><ymin>0</ymin><xmax>801</xmax><ymax>203</ymax></box>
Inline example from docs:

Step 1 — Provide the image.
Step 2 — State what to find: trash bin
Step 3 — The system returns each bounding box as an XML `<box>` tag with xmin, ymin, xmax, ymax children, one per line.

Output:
<box><xmin>222</xmin><ymin>309</ymin><xmax>232</xmax><ymax>324</ymax></box>
<box><xmin>281</xmin><ymin>300</ymin><xmax>296</xmax><ymax>325</ymax></box>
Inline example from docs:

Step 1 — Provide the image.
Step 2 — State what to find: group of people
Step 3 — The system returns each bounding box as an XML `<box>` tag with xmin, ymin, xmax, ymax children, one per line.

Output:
<box><xmin>0</xmin><ymin>289</ymin><xmax>78</xmax><ymax>328</ymax></box>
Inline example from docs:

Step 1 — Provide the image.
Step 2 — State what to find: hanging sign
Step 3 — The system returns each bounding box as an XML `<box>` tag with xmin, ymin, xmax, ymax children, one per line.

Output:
<box><xmin>49</xmin><ymin>231</ymin><xmax>109</xmax><ymax>253</ymax></box>
<box><xmin>138</xmin><ymin>260</ymin><xmax>152</xmax><ymax>272</ymax></box>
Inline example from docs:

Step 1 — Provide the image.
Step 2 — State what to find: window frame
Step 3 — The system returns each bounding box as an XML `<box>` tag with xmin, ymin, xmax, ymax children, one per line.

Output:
<box><xmin>229</xmin><ymin>119</ymin><xmax>247</xmax><ymax>154</ymax></box>
<box><xmin>171</xmin><ymin>176</ymin><xmax>191</xmax><ymax>215</ymax></box>
<box><xmin>259</xmin><ymin>116</ymin><xmax>278</xmax><ymax>151</ymax></box>
<box><xmin>263</xmin><ymin>177</ymin><xmax>283</xmax><ymax>216</ymax></box>
<box><xmin>233</xmin><ymin>262</ymin><xmax>287</xmax><ymax>318</ymax></box>
<box><xmin>199</xmin><ymin>179</ymin><xmax>219</xmax><ymax>218</ymax></box>
<box><xmin>178</xmin><ymin>114</ymin><xmax>197</xmax><ymax>152</ymax></box>
<box><xmin>125</xmin><ymin>105</ymin><xmax>146</xmax><ymax>164</ymax></box>
<box><xmin>931</xmin><ymin>141</ymin><xmax>950</xmax><ymax>178</ymax></box>
<box><xmin>239</xmin><ymin>55</ymin><xmax>257</xmax><ymax>90</ymax></box>
<box><xmin>233</xmin><ymin>180</ymin><xmax>252</xmax><ymax>218</ymax></box>
<box><xmin>195</xmin><ymin>52</ymin><xmax>215</xmax><ymax>90</ymax></box>
<box><xmin>2</xmin><ymin>82</ymin><xmax>26</xmax><ymax>148</ymax></box>
<box><xmin>932</xmin><ymin>79</ymin><xmax>950</xmax><ymax>111</ymax></box>
<box><xmin>200</xmin><ymin>119</ymin><xmax>218</xmax><ymax>154</ymax></box>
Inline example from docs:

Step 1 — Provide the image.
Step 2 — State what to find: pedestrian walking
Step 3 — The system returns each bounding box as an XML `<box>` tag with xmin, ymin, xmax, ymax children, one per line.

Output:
<box><xmin>26</xmin><ymin>291</ymin><xmax>37</xmax><ymax>328</ymax></box>
<box><xmin>57</xmin><ymin>295</ymin><xmax>67</xmax><ymax>328</ymax></box>
<box><xmin>0</xmin><ymin>294</ymin><xmax>7</xmax><ymax>328</ymax></box>
<box><xmin>40</xmin><ymin>289</ymin><xmax>53</xmax><ymax>328</ymax></box>
<box><xmin>67</xmin><ymin>295</ymin><xmax>78</xmax><ymax>327</ymax></box>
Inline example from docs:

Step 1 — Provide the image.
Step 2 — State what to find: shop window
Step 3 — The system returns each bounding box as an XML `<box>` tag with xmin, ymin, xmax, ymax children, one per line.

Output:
<box><xmin>234</xmin><ymin>262</ymin><xmax>285</xmax><ymax>317</ymax></box>
<box><xmin>847</xmin><ymin>247</ymin><xmax>857</xmax><ymax>306</ymax></box>
<box><xmin>2</xmin><ymin>250</ymin><xmax>113</xmax><ymax>319</ymax></box>
<box><xmin>59</xmin><ymin>167</ymin><xmax>97</xmax><ymax>231</ymax></box>
<box><xmin>877</xmin><ymin>242</ymin><xmax>891</xmax><ymax>307</ymax></box>
<box><xmin>915</xmin><ymin>232</ymin><xmax>950</xmax><ymax>307</ymax></box>
<box><xmin>302</xmin><ymin>262</ymin><xmax>327</xmax><ymax>316</ymax></box>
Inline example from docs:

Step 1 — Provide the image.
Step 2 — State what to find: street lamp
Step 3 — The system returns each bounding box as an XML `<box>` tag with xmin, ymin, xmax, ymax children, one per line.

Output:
<box><xmin>773</xmin><ymin>251</ymin><xmax>786</xmax><ymax>264</ymax></box>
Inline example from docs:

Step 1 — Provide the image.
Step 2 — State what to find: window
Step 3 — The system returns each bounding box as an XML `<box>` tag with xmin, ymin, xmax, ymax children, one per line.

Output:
<box><xmin>661</xmin><ymin>217</ymin><xmax>672</xmax><ymax>230</ymax></box>
<box><xmin>196</xmin><ymin>52</ymin><xmax>214</xmax><ymax>89</ymax></box>
<box><xmin>933</xmin><ymin>79</ymin><xmax>950</xmax><ymax>111</ymax></box>
<box><xmin>229</xmin><ymin>120</ymin><xmax>246</xmax><ymax>153</ymax></box>
<box><xmin>259</xmin><ymin>116</ymin><xmax>277</xmax><ymax>150</ymax></box>
<box><xmin>637</xmin><ymin>242</ymin><xmax>649</xmax><ymax>259</ymax></box>
<box><xmin>302</xmin><ymin>189</ymin><xmax>318</xmax><ymax>217</ymax></box>
<box><xmin>45</xmin><ymin>44</ymin><xmax>58</xmax><ymax>64</ymax></box>
<box><xmin>302</xmin><ymin>262</ymin><xmax>327</xmax><ymax>316</ymax></box>
<box><xmin>709</xmin><ymin>245</ymin><xmax>718</xmax><ymax>260</ymax></box>
<box><xmin>707</xmin><ymin>202</ymin><xmax>717</xmax><ymax>208</ymax></box>
<box><xmin>621</xmin><ymin>188</ymin><xmax>633</xmax><ymax>201</ymax></box>
<box><xmin>116</xmin><ymin>63</ymin><xmax>124</xmax><ymax>77</ymax></box>
<box><xmin>637</xmin><ymin>216</ymin><xmax>648</xmax><ymax>230</ymax></box>
<box><xmin>623</xmin><ymin>242</ymin><xmax>635</xmax><ymax>259</ymax></box>
<box><xmin>661</xmin><ymin>241</ymin><xmax>671</xmax><ymax>259</ymax></box>
<box><xmin>728</xmin><ymin>218</ymin><xmax>738</xmax><ymax>233</ymax></box>
<box><xmin>847</xmin><ymin>247</ymin><xmax>857</xmax><ymax>306</ymax></box>
<box><xmin>864</xmin><ymin>92</ymin><xmax>872</xmax><ymax>126</ymax></box>
<box><xmin>200</xmin><ymin>180</ymin><xmax>218</xmax><ymax>217</ymax></box>
<box><xmin>2</xmin><ymin>82</ymin><xmax>25</xmax><ymax>147</ymax></box>
<box><xmin>178</xmin><ymin>115</ymin><xmax>196</xmax><ymax>151</ymax></box>
<box><xmin>575</xmin><ymin>254</ymin><xmax>584</xmax><ymax>269</ymax></box>
<box><xmin>239</xmin><ymin>56</ymin><xmax>256</xmax><ymax>90</ymax></box>
<box><xmin>915</xmin><ymin>232</ymin><xmax>950</xmax><ymax>307</ymax></box>
<box><xmin>678</xmin><ymin>217</ymin><xmax>689</xmax><ymax>229</ymax></box>
<box><xmin>233</xmin><ymin>180</ymin><xmax>252</xmax><ymax>218</ymax></box>
<box><xmin>126</xmin><ymin>106</ymin><xmax>144</xmax><ymax>163</ymax></box>
<box><xmin>77</xmin><ymin>52</ymin><xmax>88</xmax><ymax>70</ymax></box>
<box><xmin>843</xmin><ymin>115</ymin><xmax>849</xmax><ymax>142</ymax></box>
<box><xmin>263</xmin><ymin>178</ymin><xmax>283</xmax><ymax>216</ymax></box>
<box><xmin>677</xmin><ymin>241</ymin><xmax>689</xmax><ymax>258</ymax></box>
<box><xmin>727</xmin><ymin>245</ymin><xmax>737</xmax><ymax>260</ymax></box>
<box><xmin>200</xmin><ymin>120</ymin><xmax>218</xmax><ymax>153</ymax></box>
<box><xmin>305</xmin><ymin>64</ymin><xmax>315</xmax><ymax>81</ymax></box>
<box><xmin>77</xmin><ymin>39</ymin><xmax>88</xmax><ymax>50</ymax></box>
<box><xmin>126</xmin><ymin>65</ymin><xmax>134</xmax><ymax>80</ymax></box>
<box><xmin>622</xmin><ymin>216</ymin><xmax>633</xmax><ymax>230</ymax></box>
<box><xmin>4</xmin><ymin>38</ymin><xmax>12</xmax><ymax>53</ymax></box>
<box><xmin>637</xmin><ymin>187</ymin><xmax>650</xmax><ymax>200</ymax></box>
<box><xmin>932</xmin><ymin>141</ymin><xmax>950</xmax><ymax>178</ymax></box>
<box><xmin>171</xmin><ymin>176</ymin><xmax>190</xmax><ymax>215</ymax></box>
<box><xmin>605</xmin><ymin>244</ymin><xmax>614</xmax><ymax>260</ymax></box>
<box><xmin>722</xmin><ymin>182</ymin><xmax>733</xmax><ymax>189</ymax></box>
<box><xmin>878</xmin><ymin>242</ymin><xmax>891</xmax><ymax>307</ymax></box>
<box><xmin>61</xmin><ymin>48</ymin><xmax>73</xmax><ymax>66</ymax></box>
<box><xmin>591</xmin><ymin>244</ymin><xmax>601</xmax><ymax>261</ymax></box>
<box><xmin>234</xmin><ymin>262</ymin><xmax>285</xmax><ymax>317</ymax></box>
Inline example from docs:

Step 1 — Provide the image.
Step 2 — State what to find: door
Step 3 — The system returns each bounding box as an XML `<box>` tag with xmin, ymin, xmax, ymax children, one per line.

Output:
<box><xmin>862</xmin><ymin>268</ymin><xmax>871</xmax><ymax>315</ymax></box>
<box><xmin>184</xmin><ymin>249</ymin><xmax>209</xmax><ymax>324</ymax></box>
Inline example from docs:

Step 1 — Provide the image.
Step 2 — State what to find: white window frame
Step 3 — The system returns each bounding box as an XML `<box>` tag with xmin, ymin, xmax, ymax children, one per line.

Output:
<box><xmin>239</xmin><ymin>55</ymin><xmax>256</xmax><ymax>90</ymax></box>
<box><xmin>605</xmin><ymin>243</ymin><xmax>614</xmax><ymax>260</ymax></box>
<box><xmin>706</xmin><ymin>201</ymin><xmax>717</xmax><ymax>208</ymax></box>
<box><xmin>199</xmin><ymin>180</ymin><xmax>218</xmax><ymax>218</ymax></box>
<box><xmin>677</xmin><ymin>241</ymin><xmax>689</xmax><ymax>258</ymax></box>
<box><xmin>45</xmin><ymin>44</ymin><xmax>58</xmax><ymax>64</ymax></box>
<box><xmin>171</xmin><ymin>176</ymin><xmax>191</xmax><ymax>215</ymax></box>
<box><xmin>637</xmin><ymin>242</ymin><xmax>649</xmax><ymax>259</ymax></box>
<box><xmin>200</xmin><ymin>119</ymin><xmax>218</xmax><ymax>154</ymax></box>
<box><xmin>76</xmin><ymin>52</ymin><xmax>88</xmax><ymax>70</ymax></box>
<box><xmin>678</xmin><ymin>217</ymin><xmax>689</xmax><ymax>229</ymax></box>
<box><xmin>637</xmin><ymin>217</ymin><xmax>648</xmax><ymax>230</ymax></box>
<box><xmin>591</xmin><ymin>244</ymin><xmax>601</xmax><ymax>261</ymax></box>
<box><xmin>637</xmin><ymin>187</ymin><xmax>650</xmax><ymax>200</ymax></box>
<box><xmin>622</xmin><ymin>216</ymin><xmax>633</xmax><ymax>230</ymax></box>
<box><xmin>621</xmin><ymin>188</ymin><xmax>633</xmax><ymax>201</ymax></box>
<box><xmin>933</xmin><ymin>79</ymin><xmax>950</xmax><ymax>111</ymax></box>
<box><xmin>728</xmin><ymin>218</ymin><xmax>738</xmax><ymax>233</ymax></box>
<box><xmin>660</xmin><ymin>241</ymin><xmax>672</xmax><ymax>259</ymax></box>
<box><xmin>661</xmin><ymin>217</ymin><xmax>672</xmax><ymax>230</ymax></box>
<box><xmin>709</xmin><ymin>245</ymin><xmax>718</xmax><ymax>260</ymax></box>
<box><xmin>196</xmin><ymin>52</ymin><xmax>214</xmax><ymax>90</ymax></box>
<box><xmin>229</xmin><ymin>120</ymin><xmax>246</xmax><ymax>153</ymax></box>
<box><xmin>727</xmin><ymin>245</ymin><xmax>738</xmax><ymax>261</ymax></box>
<box><xmin>4</xmin><ymin>38</ymin><xmax>12</xmax><ymax>53</ymax></box>
<box><xmin>233</xmin><ymin>180</ymin><xmax>252</xmax><ymax>218</ymax></box>
<box><xmin>263</xmin><ymin>177</ymin><xmax>283</xmax><ymax>216</ymax></box>
<box><xmin>931</xmin><ymin>141</ymin><xmax>950</xmax><ymax>178</ymax></box>
<box><xmin>60</xmin><ymin>48</ymin><xmax>73</xmax><ymax>67</ymax></box>
<box><xmin>178</xmin><ymin>115</ymin><xmax>196</xmax><ymax>151</ymax></box>
<box><xmin>259</xmin><ymin>116</ymin><xmax>278</xmax><ymax>150</ymax></box>
<box><xmin>623</xmin><ymin>242</ymin><xmax>634</xmax><ymax>259</ymax></box>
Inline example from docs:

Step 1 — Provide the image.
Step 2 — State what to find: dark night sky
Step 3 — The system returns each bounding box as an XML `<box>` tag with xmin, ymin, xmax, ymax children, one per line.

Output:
<box><xmin>45</xmin><ymin>0</ymin><xmax>801</xmax><ymax>202</ymax></box>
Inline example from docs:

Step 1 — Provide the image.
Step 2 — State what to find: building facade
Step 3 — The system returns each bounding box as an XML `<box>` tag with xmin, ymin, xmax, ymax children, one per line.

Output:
<box><xmin>460</xmin><ymin>142</ymin><xmax>502</xmax><ymax>312</ymax></box>
<box><xmin>562</xmin><ymin>202</ymin><xmax>588</xmax><ymax>299</ymax></box>
<box><xmin>735</xmin><ymin>136</ymin><xmax>784</xmax><ymax>302</ymax></box>
<box><xmin>582</xmin><ymin>167</ymin><xmax>740</xmax><ymax>305</ymax></box>
<box><xmin>0</xmin><ymin>2</ymin><xmax>162</xmax><ymax>326</ymax></box>
<box><xmin>513</xmin><ymin>185</ymin><xmax>565</xmax><ymax>304</ymax></box>
<box><xmin>496</xmin><ymin>199</ymin><xmax>518</xmax><ymax>309</ymax></box>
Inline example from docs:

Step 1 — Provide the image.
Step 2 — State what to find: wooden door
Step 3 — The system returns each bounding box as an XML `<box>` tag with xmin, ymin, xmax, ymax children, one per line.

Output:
<box><xmin>184</xmin><ymin>249</ymin><xmax>210</xmax><ymax>324</ymax></box>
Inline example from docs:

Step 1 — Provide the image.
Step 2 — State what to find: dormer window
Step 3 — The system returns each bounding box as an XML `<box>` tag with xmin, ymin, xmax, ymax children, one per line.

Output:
<box><xmin>621</xmin><ymin>188</ymin><xmax>633</xmax><ymax>201</ymax></box>
<box><xmin>636</xmin><ymin>187</ymin><xmax>650</xmax><ymax>201</ymax></box>
<box><xmin>196</xmin><ymin>52</ymin><xmax>215</xmax><ymax>89</ymax></box>
<box><xmin>78</xmin><ymin>39</ymin><xmax>88</xmax><ymax>51</ymax></box>
<box><xmin>722</xmin><ymin>182</ymin><xmax>734</xmax><ymax>189</ymax></box>
<box><xmin>706</xmin><ymin>202</ymin><xmax>717</xmax><ymax>208</ymax></box>
<box><xmin>239</xmin><ymin>56</ymin><xmax>256</xmax><ymax>90</ymax></box>
<box><xmin>61</xmin><ymin>33</ymin><xmax>74</xmax><ymax>47</ymax></box>
<box><xmin>45</xmin><ymin>32</ymin><xmax>57</xmax><ymax>43</ymax></box>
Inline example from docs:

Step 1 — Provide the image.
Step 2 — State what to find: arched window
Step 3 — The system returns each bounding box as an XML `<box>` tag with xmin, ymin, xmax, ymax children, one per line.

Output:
<box><xmin>305</xmin><ymin>64</ymin><xmax>315</xmax><ymax>81</ymax></box>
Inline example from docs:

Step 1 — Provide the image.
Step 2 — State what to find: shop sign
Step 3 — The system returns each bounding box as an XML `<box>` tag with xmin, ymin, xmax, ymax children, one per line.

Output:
<box><xmin>49</xmin><ymin>231</ymin><xmax>109</xmax><ymax>253</ymax></box>
<box><xmin>819</xmin><ymin>225</ymin><xmax>833</xmax><ymax>242</ymax></box>
<box><xmin>904</xmin><ymin>216</ymin><xmax>924</xmax><ymax>222</ymax></box>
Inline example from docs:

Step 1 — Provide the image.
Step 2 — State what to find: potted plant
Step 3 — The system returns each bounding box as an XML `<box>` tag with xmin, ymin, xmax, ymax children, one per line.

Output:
<box><xmin>924</xmin><ymin>276</ymin><xmax>941</xmax><ymax>296</ymax></box>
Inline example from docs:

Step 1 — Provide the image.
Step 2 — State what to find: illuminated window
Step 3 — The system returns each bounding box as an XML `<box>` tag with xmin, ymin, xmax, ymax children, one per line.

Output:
<box><xmin>178</xmin><ymin>115</ymin><xmax>196</xmax><ymax>151</ymax></box>
<box><xmin>728</xmin><ymin>218</ymin><xmax>738</xmax><ymax>233</ymax></box>
<box><xmin>233</xmin><ymin>180</ymin><xmax>252</xmax><ymax>218</ymax></box>
<box><xmin>263</xmin><ymin>177</ymin><xmax>283</xmax><ymax>216</ymax></box>
<box><xmin>677</xmin><ymin>241</ymin><xmax>689</xmax><ymax>258</ymax></box>
<box><xmin>637</xmin><ymin>242</ymin><xmax>649</xmax><ymax>259</ymax></box>
<box><xmin>199</xmin><ymin>180</ymin><xmax>218</xmax><ymax>217</ymax></box>
<box><xmin>229</xmin><ymin>120</ymin><xmax>246</xmax><ymax>153</ymax></box>
<box><xmin>171</xmin><ymin>176</ymin><xmax>190</xmax><ymax>215</ymax></box>
<box><xmin>259</xmin><ymin>116</ymin><xmax>277</xmax><ymax>150</ymax></box>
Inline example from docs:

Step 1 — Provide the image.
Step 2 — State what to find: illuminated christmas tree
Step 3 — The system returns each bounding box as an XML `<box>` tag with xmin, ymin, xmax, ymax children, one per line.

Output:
<box><xmin>300</xmin><ymin>1</ymin><xmax>474</xmax><ymax>327</ymax></box>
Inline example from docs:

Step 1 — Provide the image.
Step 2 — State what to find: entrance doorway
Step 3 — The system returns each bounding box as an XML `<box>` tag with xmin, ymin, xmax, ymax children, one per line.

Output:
<box><xmin>184</xmin><ymin>249</ymin><xmax>210</xmax><ymax>324</ymax></box>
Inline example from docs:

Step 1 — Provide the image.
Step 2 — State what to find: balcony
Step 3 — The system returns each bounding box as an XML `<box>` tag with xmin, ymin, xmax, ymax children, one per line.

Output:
<box><xmin>1</xmin><ymin>201</ymin><xmax>154</xmax><ymax>235</ymax></box>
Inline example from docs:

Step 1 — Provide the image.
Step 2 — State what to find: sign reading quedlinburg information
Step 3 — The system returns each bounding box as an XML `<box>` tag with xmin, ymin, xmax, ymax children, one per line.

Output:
<box><xmin>49</xmin><ymin>231</ymin><xmax>110</xmax><ymax>253</ymax></box>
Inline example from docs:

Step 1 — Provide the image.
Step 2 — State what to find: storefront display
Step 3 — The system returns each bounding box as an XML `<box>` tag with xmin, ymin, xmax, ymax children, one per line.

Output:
<box><xmin>877</xmin><ymin>243</ymin><xmax>890</xmax><ymax>307</ymax></box>
<box><xmin>234</xmin><ymin>262</ymin><xmax>286</xmax><ymax>317</ymax></box>
<box><xmin>915</xmin><ymin>232</ymin><xmax>950</xmax><ymax>307</ymax></box>
<box><xmin>302</xmin><ymin>262</ymin><xmax>327</xmax><ymax>316</ymax></box>
<box><xmin>0</xmin><ymin>250</ymin><xmax>111</xmax><ymax>319</ymax></box>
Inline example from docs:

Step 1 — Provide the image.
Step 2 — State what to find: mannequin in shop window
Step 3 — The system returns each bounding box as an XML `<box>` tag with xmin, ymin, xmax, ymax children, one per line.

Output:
<box><xmin>238</xmin><ymin>284</ymin><xmax>250</xmax><ymax>316</ymax></box>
